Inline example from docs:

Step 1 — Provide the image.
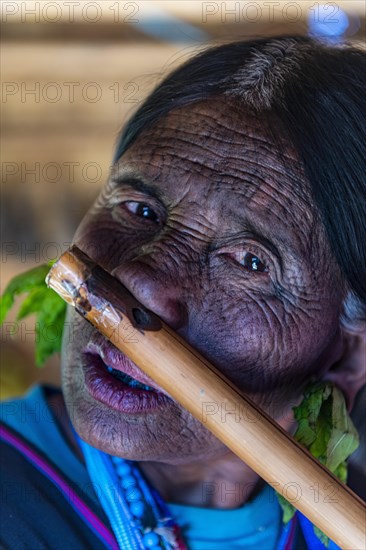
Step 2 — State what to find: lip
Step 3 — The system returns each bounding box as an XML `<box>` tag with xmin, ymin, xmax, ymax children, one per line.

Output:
<box><xmin>81</xmin><ymin>333</ymin><xmax>172</xmax><ymax>413</ymax></box>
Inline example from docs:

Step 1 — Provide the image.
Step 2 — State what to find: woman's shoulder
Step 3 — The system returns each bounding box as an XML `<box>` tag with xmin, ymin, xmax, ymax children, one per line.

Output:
<box><xmin>0</xmin><ymin>383</ymin><xmax>92</xmax><ymax>482</ymax></box>
<box><xmin>0</xmin><ymin>384</ymin><xmax>64</xmax><ymax>454</ymax></box>
<box><xmin>0</xmin><ymin>385</ymin><xmax>112</xmax><ymax>549</ymax></box>
<box><xmin>0</xmin><ymin>420</ymin><xmax>109</xmax><ymax>549</ymax></box>
<box><xmin>1</xmin><ymin>383</ymin><xmax>58</xmax><ymax>421</ymax></box>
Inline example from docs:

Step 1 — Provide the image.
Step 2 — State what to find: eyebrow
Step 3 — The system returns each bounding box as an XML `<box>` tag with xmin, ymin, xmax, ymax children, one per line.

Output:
<box><xmin>214</xmin><ymin>223</ymin><xmax>284</xmax><ymax>264</ymax></box>
<box><xmin>225</xmin><ymin>210</ymin><xmax>298</xmax><ymax>266</ymax></box>
<box><xmin>111</xmin><ymin>169</ymin><xmax>163</xmax><ymax>201</ymax></box>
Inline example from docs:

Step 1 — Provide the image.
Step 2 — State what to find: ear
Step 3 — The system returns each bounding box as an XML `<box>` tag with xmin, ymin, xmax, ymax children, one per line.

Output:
<box><xmin>324</xmin><ymin>295</ymin><xmax>366</xmax><ymax>411</ymax></box>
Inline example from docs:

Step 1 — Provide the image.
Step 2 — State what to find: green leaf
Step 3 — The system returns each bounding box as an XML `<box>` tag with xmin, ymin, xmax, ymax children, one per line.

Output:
<box><xmin>0</xmin><ymin>264</ymin><xmax>50</xmax><ymax>323</ymax></box>
<box><xmin>277</xmin><ymin>494</ymin><xmax>296</xmax><ymax>524</ymax></box>
<box><xmin>314</xmin><ymin>526</ymin><xmax>330</xmax><ymax>548</ymax></box>
<box><xmin>35</xmin><ymin>290</ymin><xmax>66</xmax><ymax>366</ymax></box>
<box><xmin>277</xmin><ymin>381</ymin><xmax>360</xmax><ymax>547</ymax></box>
<box><xmin>308</xmin><ymin>394</ymin><xmax>332</xmax><ymax>462</ymax></box>
<box><xmin>16</xmin><ymin>287</ymin><xmax>50</xmax><ymax>320</ymax></box>
<box><xmin>35</xmin><ymin>308</ymin><xmax>65</xmax><ymax>366</ymax></box>
<box><xmin>325</xmin><ymin>385</ymin><xmax>359</xmax><ymax>471</ymax></box>
<box><xmin>0</xmin><ymin>292</ymin><xmax>14</xmax><ymax>326</ymax></box>
<box><xmin>0</xmin><ymin>263</ymin><xmax>67</xmax><ymax>366</ymax></box>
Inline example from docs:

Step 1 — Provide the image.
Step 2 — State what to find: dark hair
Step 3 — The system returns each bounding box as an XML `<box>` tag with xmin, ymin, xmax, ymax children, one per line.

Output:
<box><xmin>114</xmin><ymin>36</ymin><xmax>366</xmax><ymax>309</ymax></box>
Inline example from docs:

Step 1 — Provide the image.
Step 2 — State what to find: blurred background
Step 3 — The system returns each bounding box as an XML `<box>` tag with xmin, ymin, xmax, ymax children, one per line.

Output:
<box><xmin>1</xmin><ymin>0</ymin><xmax>365</xmax><ymax>399</ymax></box>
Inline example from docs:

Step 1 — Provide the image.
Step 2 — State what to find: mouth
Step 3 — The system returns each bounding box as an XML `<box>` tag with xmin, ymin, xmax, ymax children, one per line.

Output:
<box><xmin>104</xmin><ymin>365</ymin><xmax>155</xmax><ymax>391</ymax></box>
<box><xmin>81</xmin><ymin>333</ymin><xmax>172</xmax><ymax>413</ymax></box>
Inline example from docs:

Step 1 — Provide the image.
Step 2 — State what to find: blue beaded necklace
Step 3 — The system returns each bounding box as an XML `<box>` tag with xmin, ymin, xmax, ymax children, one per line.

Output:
<box><xmin>77</xmin><ymin>436</ymin><xmax>187</xmax><ymax>550</ymax></box>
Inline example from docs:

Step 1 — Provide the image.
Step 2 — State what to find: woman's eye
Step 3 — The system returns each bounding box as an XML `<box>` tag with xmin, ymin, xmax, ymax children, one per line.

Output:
<box><xmin>124</xmin><ymin>201</ymin><xmax>159</xmax><ymax>222</ymax></box>
<box><xmin>241</xmin><ymin>252</ymin><xmax>268</xmax><ymax>273</ymax></box>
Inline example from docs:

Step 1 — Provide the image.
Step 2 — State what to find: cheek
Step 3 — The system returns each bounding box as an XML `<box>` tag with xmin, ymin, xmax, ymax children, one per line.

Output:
<box><xmin>191</xmin><ymin>290</ymin><xmax>339</xmax><ymax>394</ymax></box>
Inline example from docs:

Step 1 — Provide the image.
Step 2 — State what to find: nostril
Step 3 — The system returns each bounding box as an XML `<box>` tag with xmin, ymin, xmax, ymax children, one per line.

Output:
<box><xmin>132</xmin><ymin>307</ymin><xmax>152</xmax><ymax>328</ymax></box>
<box><xmin>112</xmin><ymin>263</ymin><xmax>187</xmax><ymax>331</ymax></box>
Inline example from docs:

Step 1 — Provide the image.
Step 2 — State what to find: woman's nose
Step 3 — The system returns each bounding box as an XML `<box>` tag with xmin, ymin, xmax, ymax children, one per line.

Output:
<box><xmin>111</xmin><ymin>261</ymin><xmax>188</xmax><ymax>331</ymax></box>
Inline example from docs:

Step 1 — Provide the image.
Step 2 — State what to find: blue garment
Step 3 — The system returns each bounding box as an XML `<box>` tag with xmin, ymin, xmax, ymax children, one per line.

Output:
<box><xmin>168</xmin><ymin>484</ymin><xmax>281</xmax><ymax>549</ymax></box>
<box><xmin>0</xmin><ymin>384</ymin><xmax>100</xmax><ymax>509</ymax></box>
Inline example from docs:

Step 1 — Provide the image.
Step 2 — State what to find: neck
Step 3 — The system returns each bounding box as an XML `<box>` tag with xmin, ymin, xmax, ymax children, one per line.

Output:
<box><xmin>137</xmin><ymin>408</ymin><xmax>298</xmax><ymax>510</ymax></box>
<box><xmin>138</xmin><ymin>454</ymin><xmax>261</xmax><ymax>509</ymax></box>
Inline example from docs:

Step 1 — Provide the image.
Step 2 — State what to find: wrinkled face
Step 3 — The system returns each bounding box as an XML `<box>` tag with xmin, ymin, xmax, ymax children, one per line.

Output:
<box><xmin>62</xmin><ymin>100</ymin><xmax>344</xmax><ymax>462</ymax></box>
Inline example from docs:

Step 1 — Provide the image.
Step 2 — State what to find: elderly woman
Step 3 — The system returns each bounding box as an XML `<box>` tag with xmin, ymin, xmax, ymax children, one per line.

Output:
<box><xmin>1</xmin><ymin>36</ymin><xmax>365</xmax><ymax>550</ymax></box>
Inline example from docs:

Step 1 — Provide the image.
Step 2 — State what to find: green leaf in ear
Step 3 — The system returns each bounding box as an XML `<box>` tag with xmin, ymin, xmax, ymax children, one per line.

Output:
<box><xmin>277</xmin><ymin>382</ymin><xmax>360</xmax><ymax>547</ymax></box>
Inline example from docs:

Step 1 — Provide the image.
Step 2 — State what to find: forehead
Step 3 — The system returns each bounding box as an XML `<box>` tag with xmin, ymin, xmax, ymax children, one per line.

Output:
<box><xmin>116</xmin><ymin>100</ymin><xmax>316</xmax><ymax>245</ymax></box>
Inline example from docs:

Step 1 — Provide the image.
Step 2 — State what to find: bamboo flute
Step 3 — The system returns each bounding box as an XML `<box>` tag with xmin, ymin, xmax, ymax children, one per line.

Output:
<box><xmin>46</xmin><ymin>245</ymin><xmax>366</xmax><ymax>550</ymax></box>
